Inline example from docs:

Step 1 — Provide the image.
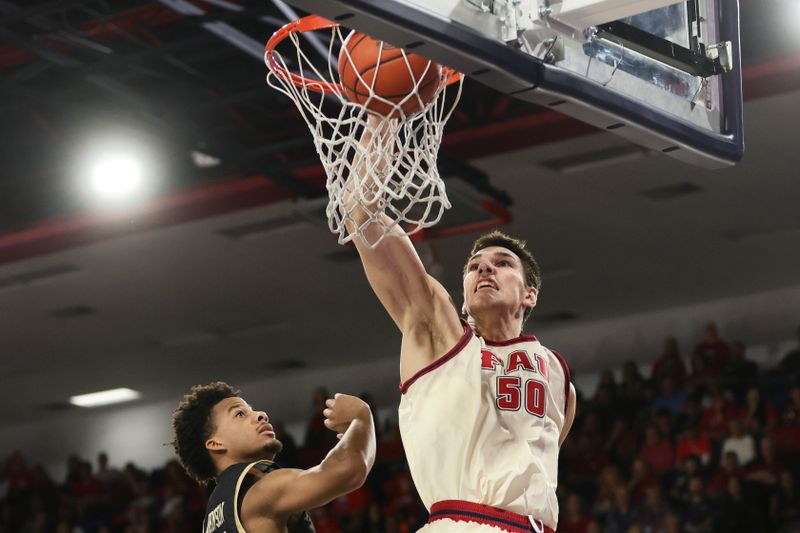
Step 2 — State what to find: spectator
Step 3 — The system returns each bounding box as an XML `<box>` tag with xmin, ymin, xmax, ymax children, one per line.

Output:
<box><xmin>362</xmin><ymin>502</ymin><xmax>386</xmax><ymax>533</ymax></box>
<box><xmin>667</xmin><ymin>455</ymin><xmax>702</xmax><ymax>507</ymax></box>
<box><xmin>699</xmin><ymin>390</ymin><xmax>735</xmax><ymax>444</ymax></box>
<box><xmin>746</xmin><ymin>436</ymin><xmax>788</xmax><ymax>526</ymax></box>
<box><xmin>559</xmin><ymin>493</ymin><xmax>593</xmax><ymax>533</ymax></box>
<box><xmin>271</xmin><ymin>421</ymin><xmax>300</xmax><ymax>468</ymax></box>
<box><xmin>738</xmin><ymin>386</ymin><xmax>778</xmax><ymax>436</ymax></box>
<box><xmin>691</xmin><ymin>322</ymin><xmax>731</xmax><ymax>379</ymax></box>
<box><xmin>605</xmin><ymin>418</ymin><xmax>640</xmax><ymax>468</ymax></box>
<box><xmin>598</xmin><ymin>368</ymin><xmax>619</xmax><ymax>397</ymax></box>
<box><xmin>628</xmin><ymin>458</ymin><xmax>660</xmax><ymax>503</ymax></box>
<box><xmin>585</xmin><ymin>520</ymin><xmax>602</xmax><ymax>533</ymax></box>
<box><xmin>654</xmin><ymin>408</ymin><xmax>676</xmax><ymax>442</ymax></box>
<box><xmin>771</xmin><ymin>471</ymin><xmax>799</xmax><ymax>530</ymax></box>
<box><xmin>580</xmin><ymin>411</ymin><xmax>606</xmax><ymax>444</ymax></box>
<box><xmin>301</xmin><ymin>387</ymin><xmax>339</xmax><ymax>466</ymax></box>
<box><xmin>638</xmin><ymin>426</ymin><xmax>674</xmax><ymax>476</ymax></box>
<box><xmin>720</xmin><ymin>419</ymin><xmax>756</xmax><ymax>466</ymax></box>
<box><xmin>592</xmin><ymin>382</ymin><xmax>617</xmax><ymax>428</ymax></box>
<box><xmin>653</xmin><ymin>377</ymin><xmax>687</xmax><ymax>416</ymax></box>
<box><xmin>95</xmin><ymin>452</ymin><xmax>122</xmax><ymax>489</ymax></box>
<box><xmin>631</xmin><ymin>485</ymin><xmax>671</xmax><ymax>533</ymax></box>
<box><xmin>774</xmin><ymin>385</ymin><xmax>800</xmax><ymax>456</ymax></box>
<box><xmin>652</xmin><ymin>336</ymin><xmax>688</xmax><ymax>388</ymax></box>
<box><xmin>605</xmin><ymin>486</ymin><xmax>636</xmax><ymax>533</ymax></box>
<box><xmin>721</xmin><ymin>341</ymin><xmax>758</xmax><ymax>397</ymax></box>
<box><xmin>780</xmin><ymin>385</ymin><xmax>800</xmax><ymax>426</ymax></box>
<box><xmin>707</xmin><ymin>451</ymin><xmax>743</xmax><ymax>498</ymax></box>
<box><xmin>675</xmin><ymin>396</ymin><xmax>703</xmax><ymax>436</ymax></box>
<box><xmin>715</xmin><ymin>477</ymin><xmax>755</xmax><ymax>533</ymax></box>
<box><xmin>568</xmin><ymin>433</ymin><xmax>609</xmax><ymax>489</ymax></box>
<box><xmin>747</xmin><ymin>436</ymin><xmax>785</xmax><ymax>487</ymax></box>
<box><xmin>681</xmin><ymin>476</ymin><xmax>713</xmax><ymax>533</ymax></box>
<box><xmin>664</xmin><ymin>512</ymin><xmax>684</xmax><ymax>533</ymax></box>
<box><xmin>591</xmin><ymin>465</ymin><xmax>623</xmax><ymax>520</ymax></box>
<box><xmin>619</xmin><ymin>360</ymin><xmax>647</xmax><ymax>413</ymax></box>
<box><xmin>675</xmin><ymin>427</ymin><xmax>712</xmax><ymax>466</ymax></box>
<box><xmin>308</xmin><ymin>507</ymin><xmax>338</xmax><ymax>533</ymax></box>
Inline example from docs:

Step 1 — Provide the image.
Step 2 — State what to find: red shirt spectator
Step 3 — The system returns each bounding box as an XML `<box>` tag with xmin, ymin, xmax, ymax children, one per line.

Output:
<box><xmin>330</xmin><ymin>484</ymin><xmax>370</xmax><ymax>518</ymax></box>
<box><xmin>569</xmin><ymin>434</ymin><xmax>609</xmax><ymax>484</ymax></box>
<box><xmin>699</xmin><ymin>392</ymin><xmax>735</xmax><ymax>441</ymax></box>
<box><xmin>675</xmin><ymin>427</ymin><xmax>712</xmax><ymax>465</ymax></box>
<box><xmin>638</xmin><ymin>426</ymin><xmax>674</xmax><ymax>475</ymax></box>
<box><xmin>691</xmin><ymin>322</ymin><xmax>731</xmax><ymax>378</ymax></box>
<box><xmin>308</xmin><ymin>507</ymin><xmax>338</xmax><ymax>533</ymax></box>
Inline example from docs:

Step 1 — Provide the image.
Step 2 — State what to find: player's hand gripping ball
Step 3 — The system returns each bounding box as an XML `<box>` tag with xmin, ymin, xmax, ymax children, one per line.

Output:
<box><xmin>338</xmin><ymin>31</ymin><xmax>443</xmax><ymax>118</ymax></box>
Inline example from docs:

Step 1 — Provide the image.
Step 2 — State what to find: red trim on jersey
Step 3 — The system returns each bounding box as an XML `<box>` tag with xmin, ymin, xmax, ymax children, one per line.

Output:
<box><xmin>399</xmin><ymin>321</ymin><xmax>473</xmax><ymax>394</ymax></box>
<box><xmin>428</xmin><ymin>500</ymin><xmax>555</xmax><ymax>533</ymax></box>
<box><xmin>484</xmin><ymin>334</ymin><xmax>538</xmax><ymax>346</ymax></box>
<box><xmin>551</xmin><ymin>350</ymin><xmax>572</xmax><ymax>413</ymax></box>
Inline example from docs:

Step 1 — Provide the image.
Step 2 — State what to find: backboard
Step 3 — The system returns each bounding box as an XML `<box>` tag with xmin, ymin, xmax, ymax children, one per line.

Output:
<box><xmin>276</xmin><ymin>0</ymin><xmax>743</xmax><ymax>168</ymax></box>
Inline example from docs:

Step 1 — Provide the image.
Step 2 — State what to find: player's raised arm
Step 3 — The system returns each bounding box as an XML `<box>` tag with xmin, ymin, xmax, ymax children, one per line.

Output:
<box><xmin>342</xmin><ymin>115</ymin><xmax>463</xmax><ymax>370</ymax></box>
<box><xmin>241</xmin><ymin>394</ymin><xmax>375</xmax><ymax>521</ymax></box>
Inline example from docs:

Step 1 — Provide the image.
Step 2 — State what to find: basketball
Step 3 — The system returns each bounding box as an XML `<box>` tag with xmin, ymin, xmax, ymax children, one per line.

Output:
<box><xmin>338</xmin><ymin>31</ymin><xmax>443</xmax><ymax>118</ymax></box>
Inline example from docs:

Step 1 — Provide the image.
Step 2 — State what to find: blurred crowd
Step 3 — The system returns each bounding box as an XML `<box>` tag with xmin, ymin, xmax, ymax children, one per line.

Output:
<box><xmin>1</xmin><ymin>321</ymin><xmax>798</xmax><ymax>533</ymax></box>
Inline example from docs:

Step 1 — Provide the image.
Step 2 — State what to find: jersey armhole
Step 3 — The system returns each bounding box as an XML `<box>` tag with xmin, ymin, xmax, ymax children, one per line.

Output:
<box><xmin>551</xmin><ymin>350</ymin><xmax>572</xmax><ymax>414</ymax></box>
<box><xmin>234</xmin><ymin>460</ymin><xmax>274</xmax><ymax>533</ymax></box>
<box><xmin>399</xmin><ymin>320</ymin><xmax>472</xmax><ymax>394</ymax></box>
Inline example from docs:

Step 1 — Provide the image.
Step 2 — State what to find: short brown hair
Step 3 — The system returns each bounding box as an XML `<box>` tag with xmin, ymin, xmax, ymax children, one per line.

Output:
<box><xmin>466</xmin><ymin>230</ymin><xmax>541</xmax><ymax>322</ymax></box>
<box><xmin>171</xmin><ymin>382</ymin><xmax>239</xmax><ymax>484</ymax></box>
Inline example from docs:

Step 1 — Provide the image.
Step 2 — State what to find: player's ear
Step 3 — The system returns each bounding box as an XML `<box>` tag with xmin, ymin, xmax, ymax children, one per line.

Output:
<box><xmin>206</xmin><ymin>438</ymin><xmax>227</xmax><ymax>454</ymax></box>
<box><xmin>523</xmin><ymin>286</ymin><xmax>538</xmax><ymax>310</ymax></box>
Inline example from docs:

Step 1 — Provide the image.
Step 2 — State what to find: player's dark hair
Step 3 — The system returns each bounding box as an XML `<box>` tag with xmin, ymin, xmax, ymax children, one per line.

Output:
<box><xmin>466</xmin><ymin>230</ymin><xmax>542</xmax><ymax>324</ymax></box>
<box><xmin>171</xmin><ymin>381</ymin><xmax>239</xmax><ymax>484</ymax></box>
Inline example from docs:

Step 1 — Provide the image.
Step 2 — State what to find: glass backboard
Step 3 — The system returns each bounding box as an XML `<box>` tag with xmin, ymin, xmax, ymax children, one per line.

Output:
<box><xmin>274</xmin><ymin>0</ymin><xmax>743</xmax><ymax>168</ymax></box>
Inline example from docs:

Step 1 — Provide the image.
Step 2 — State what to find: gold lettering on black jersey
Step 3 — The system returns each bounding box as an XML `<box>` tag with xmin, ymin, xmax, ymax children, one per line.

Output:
<box><xmin>205</xmin><ymin>501</ymin><xmax>225</xmax><ymax>533</ymax></box>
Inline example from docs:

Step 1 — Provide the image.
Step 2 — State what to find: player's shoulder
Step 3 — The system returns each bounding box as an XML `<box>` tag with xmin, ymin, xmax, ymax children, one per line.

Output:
<box><xmin>536</xmin><ymin>341</ymin><xmax>572</xmax><ymax>384</ymax></box>
<box><xmin>240</xmin><ymin>467</ymin><xmax>302</xmax><ymax>518</ymax></box>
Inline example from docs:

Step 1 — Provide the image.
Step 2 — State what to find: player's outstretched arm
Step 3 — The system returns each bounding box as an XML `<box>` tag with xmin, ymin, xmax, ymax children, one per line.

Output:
<box><xmin>343</xmin><ymin>114</ymin><xmax>462</xmax><ymax>373</ymax></box>
<box><xmin>240</xmin><ymin>394</ymin><xmax>375</xmax><ymax>524</ymax></box>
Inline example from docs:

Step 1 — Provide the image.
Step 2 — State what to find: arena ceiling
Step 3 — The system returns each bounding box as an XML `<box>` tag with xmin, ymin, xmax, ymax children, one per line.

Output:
<box><xmin>1</xmin><ymin>0</ymin><xmax>800</xmax><ymax>427</ymax></box>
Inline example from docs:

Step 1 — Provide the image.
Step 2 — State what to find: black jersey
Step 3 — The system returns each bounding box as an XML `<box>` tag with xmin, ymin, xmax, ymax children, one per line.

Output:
<box><xmin>203</xmin><ymin>460</ymin><xmax>316</xmax><ymax>533</ymax></box>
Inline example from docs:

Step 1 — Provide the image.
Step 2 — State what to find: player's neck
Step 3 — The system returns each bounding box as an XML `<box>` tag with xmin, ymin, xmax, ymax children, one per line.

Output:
<box><xmin>472</xmin><ymin>313</ymin><xmax>522</xmax><ymax>342</ymax></box>
<box><xmin>214</xmin><ymin>452</ymin><xmax>275</xmax><ymax>474</ymax></box>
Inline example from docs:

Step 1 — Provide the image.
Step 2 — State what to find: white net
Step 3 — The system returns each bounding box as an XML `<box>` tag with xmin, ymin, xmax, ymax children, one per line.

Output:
<box><xmin>264</xmin><ymin>16</ymin><xmax>463</xmax><ymax>248</ymax></box>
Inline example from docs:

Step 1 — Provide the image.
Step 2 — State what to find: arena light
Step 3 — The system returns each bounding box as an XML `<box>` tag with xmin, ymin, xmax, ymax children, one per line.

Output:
<box><xmin>74</xmin><ymin>132</ymin><xmax>159</xmax><ymax>206</ymax></box>
<box><xmin>70</xmin><ymin>387</ymin><xmax>141</xmax><ymax>407</ymax></box>
<box><xmin>89</xmin><ymin>154</ymin><xmax>144</xmax><ymax>199</ymax></box>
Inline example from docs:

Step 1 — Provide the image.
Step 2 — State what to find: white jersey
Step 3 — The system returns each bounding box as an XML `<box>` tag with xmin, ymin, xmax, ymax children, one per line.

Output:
<box><xmin>398</xmin><ymin>322</ymin><xmax>572</xmax><ymax>531</ymax></box>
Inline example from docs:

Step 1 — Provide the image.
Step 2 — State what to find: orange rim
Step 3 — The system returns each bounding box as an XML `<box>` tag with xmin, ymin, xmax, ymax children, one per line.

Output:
<box><xmin>265</xmin><ymin>14</ymin><xmax>462</xmax><ymax>94</ymax></box>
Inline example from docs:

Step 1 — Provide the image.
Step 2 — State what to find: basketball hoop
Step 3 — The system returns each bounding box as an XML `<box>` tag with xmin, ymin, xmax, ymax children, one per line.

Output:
<box><xmin>265</xmin><ymin>15</ymin><xmax>463</xmax><ymax>247</ymax></box>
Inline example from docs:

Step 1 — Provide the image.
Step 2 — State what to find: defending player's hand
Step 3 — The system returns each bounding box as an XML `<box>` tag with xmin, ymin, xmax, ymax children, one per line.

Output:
<box><xmin>323</xmin><ymin>393</ymin><xmax>371</xmax><ymax>438</ymax></box>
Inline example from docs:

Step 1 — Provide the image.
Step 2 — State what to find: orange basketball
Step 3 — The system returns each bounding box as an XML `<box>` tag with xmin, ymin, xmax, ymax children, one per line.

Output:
<box><xmin>338</xmin><ymin>31</ymin><xmax>443</xmax><ymax>118</ymax></box>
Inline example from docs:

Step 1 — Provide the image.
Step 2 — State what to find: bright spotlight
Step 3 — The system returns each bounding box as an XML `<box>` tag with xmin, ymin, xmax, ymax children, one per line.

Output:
<box><xmin>89</xmin><ymin>154</ymin><xmax>144</xmax><ymax>199</ymax></box>
<box><xmin>70</xmin><ymin>387</ymin><xmax>141</xmax><ymax>407</ymax></box>
<box><xmin>74</xmin><ymin>130</ymin><xmax>159</xmax><ymax>207</ymax></box>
